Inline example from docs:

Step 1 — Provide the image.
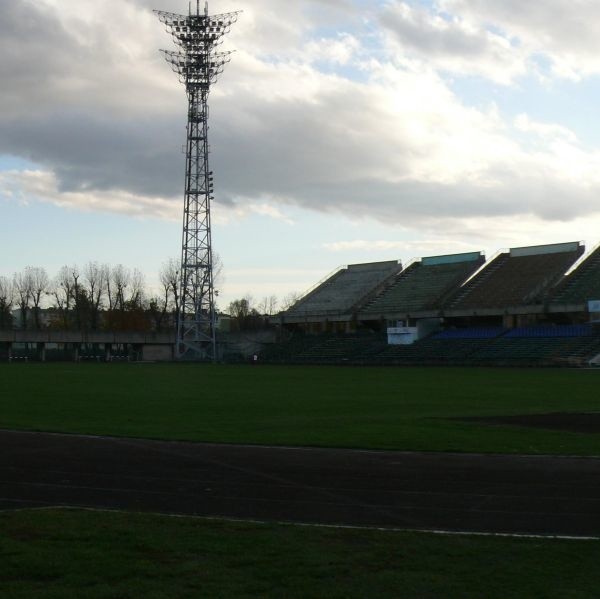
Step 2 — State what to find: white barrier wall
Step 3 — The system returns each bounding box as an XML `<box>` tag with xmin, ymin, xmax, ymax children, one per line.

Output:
<box><xmin>387</xmin><ymin>327</ymin><xmax>418</xmax><ymax>345</ymax></box>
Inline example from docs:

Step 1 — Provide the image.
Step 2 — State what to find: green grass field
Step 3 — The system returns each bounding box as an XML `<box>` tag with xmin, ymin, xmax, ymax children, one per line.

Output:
<box><xmin>1</xmin><ymin>508</ymin><xmax>599</xmax><ymax>598</ymax></box>
<box><xmin>1</xmin><ymin>363</ymin><xmax>599</xmax><ymax>454</ymax></box>
<box><xmin>2</xmin><ymin>363</ymin><xmax>600</xmax><ymax>597</ymax></box>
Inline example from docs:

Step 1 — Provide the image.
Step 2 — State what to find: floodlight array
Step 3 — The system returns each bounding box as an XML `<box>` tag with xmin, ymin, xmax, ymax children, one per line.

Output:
<box><xmin>160</xmin><ymin>49</ymin><xmax>233</xmax><ymax>87</ymax></box>
<box><xmin>155</xmin><ymin>9</ymin><xmax>240</xmax><ymax>90</ymax></box>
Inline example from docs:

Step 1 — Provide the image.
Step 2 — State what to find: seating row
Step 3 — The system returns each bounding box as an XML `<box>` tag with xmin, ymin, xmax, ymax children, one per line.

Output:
<box><xmin>260</xmin><ymin>330</ymin><xmax>600</xmax><ymax>366</ymax></box>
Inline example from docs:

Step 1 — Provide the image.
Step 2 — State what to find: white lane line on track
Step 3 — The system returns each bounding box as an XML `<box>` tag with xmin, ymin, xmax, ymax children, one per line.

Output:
<box><xmin>2</xmin><ymin>505</ymin><xmax>599</xmax><ymax>542</ymax></box>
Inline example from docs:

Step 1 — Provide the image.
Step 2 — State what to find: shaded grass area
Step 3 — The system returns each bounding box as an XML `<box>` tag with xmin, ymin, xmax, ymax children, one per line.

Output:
<box><xmin>1</xmin><ymin>364</ymin><xmax>600</xmax><ymax>454</ymax></box>
<box><xmin>1</xmin><ymin>508</ymin><xmax>598</xmax><ymax>599</ymax></box>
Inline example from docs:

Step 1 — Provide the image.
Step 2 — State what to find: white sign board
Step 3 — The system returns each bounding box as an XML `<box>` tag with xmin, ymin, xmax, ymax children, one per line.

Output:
<box><xmin>588</xmin><ymin>300</ymin><xmax>600</xmax><ymax>313</ymax></box>
<box><xmin>387</xmin><ymin>327</ymin><xmax>418</xmax><ymax>345</ymax></box>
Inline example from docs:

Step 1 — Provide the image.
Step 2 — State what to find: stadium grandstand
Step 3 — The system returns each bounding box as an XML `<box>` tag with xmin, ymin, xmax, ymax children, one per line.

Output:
<box><xmin>282</xmin><ymin>261</ymin><xmax>401</xmax><ymax>331</ymax></box>
<box><xmin>261</xmin><ymin>323</ymin><xmax>600</xmax><ymax>367</ymax></box>
<box><xmin>358</xmin><ymin>252</ymin><xmax>484</xmax><ymax>320</ymax></box>
<box><xmin>447</xmin><ymin>242</ymin><xmax>584</xmax><ymax>313</ymax></box>
<box><xmin>6</xmin><ymin>240</ymin><xmax>600</xmax><ymax>366</ymax></box>
<box><xmin>265</xmin><ymin>240</ymin><xmax>600</xmax><ymax>366</ymax></box>
<box><xmin>548</xmin><ymin>243</ymin><xmax>600</xmax><ymax>308</ymax></box>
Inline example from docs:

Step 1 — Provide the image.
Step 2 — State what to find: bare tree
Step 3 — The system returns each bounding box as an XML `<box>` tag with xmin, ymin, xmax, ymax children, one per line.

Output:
<box><xmin>158</xmin><ymin>254</ymin><xmax>222</xmax><ymax>316</ymax></box>
<box><xmin>104</xmin><ymin>264</ymin><xmax>115</xmax><ymax>310</ymax></box>
<box><xmin>257</xmin><ymin>295</ymin><xmax>279</xmax><ymax>316</ymax></box>
<box><xmin>102</xmin><ymin>265</ymin><xmax>151</xmax><ymax>332</ymax></box>
<box><xmin>6</xmin><ymin>260</ymin><xmax>231</xmax><ymax>332</ymax></box>
<box><xmin>28</xmin><ymin>267</ymin><xmax>49</xmax><ymax>329</ymax></box>
<box><xmin>70</xmin><ymin>265</ymin><xmax>84</xmax><ymax>329</ymax></box>
<box><xmin>228</xmin><ymin>295</ymin><xmax>269</xmax><ymax>331</ymax></box>
<box><xmin>111</xmin><ymin>264</ymin><xmax>130</xmax><ymax>312</ymax></box>
<box><xmin>0</xmin><ymin>276</ymin><xmax>14</xmax><ymax>329</ymax></box>
<box><xmin>0</xmin><ymin>276</ymin><xmax>13</xmax><ymax>306</ymax></box>
<box><xmin>267</xmin><ymin>295</ymin><xmax>278</xmax><ymax>315</ymax></box>
<box><xmin>50</xmin><ymin>266</ymin><xmax>75</xmax><ymax>329</ymax></box>
<box><xmin>13</xmin><ymin>269</ymin><xmax>34</xmax><ymax>329</ymax></box>
<box><xmin>159</xmin><ymin>258</ymin><xmax>180</xmax><ymax>319</ymax></box>
<box><xmin>228</xmin><ymin>295</ymin><xmax>253</xmax><ymax>320</ymax></box>
<box><xmin>155</xmin><ymin>259</ymin><xmax>179</xmax><ymax>330</ymax></box>
<box><xmin>129</xmin><ymin>268</ymin><xmax>145</xmax><ymax>307</ymax></box>
<box><xmin>257</xmin><ymin>297</ymin><xmax>267</xmax><ymax>316</ymax></box>
<box><xmin>281</xmin><ymin>291</ymin><xmax>302</xmax><ymax>311</ymax></box>
<box><xmin>213</xmin><ymin>251</ymin><xmax>224</xmax><ymax>296</ymax></box>
<box><xmin>84</xmin><ymin>261</ymin><xmax>106</xmax><ymax>330</ymax></box>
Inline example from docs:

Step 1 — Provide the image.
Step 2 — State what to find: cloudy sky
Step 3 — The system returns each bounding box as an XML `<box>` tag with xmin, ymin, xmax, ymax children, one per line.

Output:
<box><xmin>2</xmin><ymin>0</ymin><xmax>600</xmax><ymax>307</ymax></box>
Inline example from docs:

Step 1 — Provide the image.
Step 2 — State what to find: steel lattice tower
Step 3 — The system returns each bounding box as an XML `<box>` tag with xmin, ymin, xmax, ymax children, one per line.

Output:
<box><xmin>155</xmin><ymin>1</ymin><xmax>240</xmax><ymax>361</ymax></box>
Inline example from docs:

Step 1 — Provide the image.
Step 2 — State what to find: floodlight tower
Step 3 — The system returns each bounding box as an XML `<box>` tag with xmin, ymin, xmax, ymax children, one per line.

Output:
<box><xmin>155</xmin><ymin>1</ymin><xmax>240</xmax><ymax>361</ymax></box>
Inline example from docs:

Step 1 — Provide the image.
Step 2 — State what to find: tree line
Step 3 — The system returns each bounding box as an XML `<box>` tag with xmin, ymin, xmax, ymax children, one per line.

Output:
<box><xmin>226</xmin><ymin>292</ymin><xmax>301</xmax><ymax>332</ymax></box>
<box><xmin>0</xmin><ymin>260</ymin><xmax>183</xmax><ymax>332</ymax></box>
<box><xmin>0</xmin><ymin>260</ymin><xmax>301</xmax><ymax>332</ymax></box>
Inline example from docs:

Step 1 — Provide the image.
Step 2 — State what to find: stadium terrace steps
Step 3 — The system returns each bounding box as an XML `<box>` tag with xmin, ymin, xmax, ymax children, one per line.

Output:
<box><xmin>448</xmin><ymin>243</ymin><xmax>584</xmax><ymax>310</ymax></box>
<box><xmin>260</xmin><ymin>325</ymin><xmax>600</xmax><ymax>367</ymax></box>
<box><xmin>464</xmin><ymin>336</ymin><xmax>600</xmax><ymax>365</ymax></box>
<box><xmin>504</xmin><ymin>324</ymin><xmax>593</xmax><ymax>338</ymax></box>
<box><xmin>260</xmin><ymin>334</ymin><xmax>389</xmax><ymax>364</ymax></box>
<box><xmin>432</xmin><ymin>327</ymin><xmax>507</xmax><ymax>340</ymax></box>
<box><xmin>447</xmin><ymin>253</ymin><xmax>509</xmax><ymax>309</ymax></box>
<box><xmin>258</xmin><ymin>335</ymin><xmax>325</xmax><ymax>363</ymax></box>
<box><xmin>286</xmin><ymin>261</ymin><xmax>401</xmax><ymax>318</ymax></box>
<box><xmin>361</xmin><ymin>252</ymin><xmax>484</xmax><ymax>316</ymax></box>
<box><xmin>369</xmin><ymin>337</ymin><xmax>494</xmax><ymax>364</ymax></box>
<box><xmin>550</xmin><ymin>245</ymin><xmax>600</xmax><ymax>305</ymax></box>
<box><xmin>294</xmin><ymin>335</ymin><xmax>387</xmax><ymax>363</ymax></box>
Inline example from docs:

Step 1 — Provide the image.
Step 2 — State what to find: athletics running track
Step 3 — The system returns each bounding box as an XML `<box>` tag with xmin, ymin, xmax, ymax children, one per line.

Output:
<box><xmin>1</xmin><ymin>430</ymin><xmax>599</xmax><ymax>537</ymax></box>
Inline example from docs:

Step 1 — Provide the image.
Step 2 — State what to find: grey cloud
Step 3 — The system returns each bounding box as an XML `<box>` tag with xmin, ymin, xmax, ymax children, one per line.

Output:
<box><xmin>378</xmin><ymin>1</ymin><xmax>525</xmax><ymax>83</ymax></box>
<box><xmin>381</xmin><ymin>4</ymin><xmax>490</xmax><ymax>59</ymax></box>
<box><xmin>0</xmin><ymin>110</ymin><xmax>185</xmax><ymax>197</ymax></box>
<box><xmin>440</xmin><ymin>0</ymin><xmax>600</xmax><ymax>75</ymax></box>
<box><xmin>210</xmin><ymin>91</ymin><xmax>413</xmax><ymax>200</ymax></box>
<box><xmin>1</xmin><ymin>0</ymin><xmax>600</xmax><ymax>231</ymax></box>
<box><xmin>210</xmin><ymin>70</ymin><xmax>600</xmax><ymax>224</ymax></box>
<box><xmin>0</xmin><ymin>0</ymin><xmax>184</xmax><ymax>197</ymax></box>
<box><xmin>0</xmin><ymin>2</ymin><xmax>79</xmax><ymax>114</ymax></box>
<box><xmin>0</xmin><ymin>0</ymin><xmax>360</xmax><ymax>203</ymax></box>
<box><xmin>442</xmin><ymin>0</ymin><xmax>596</xmax><ymax>47</ymax></box>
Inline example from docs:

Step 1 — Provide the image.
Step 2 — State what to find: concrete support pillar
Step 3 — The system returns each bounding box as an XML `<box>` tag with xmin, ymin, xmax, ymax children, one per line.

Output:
<box><xmin>105</xmin><ymin>343</ymin><xmax>112</xmax><ymax>362</ymax></box>
<box><xmin>38</xmin><ymin>342</ymin><xmax>46</xmax><ymax>362</ymax></box>
<box><xmin>73</xmin><ymin>344</ymin><xmax>79</xmax><ymax>362</ymax></box>
<box><xmin>7</xmin><ymin>343</ymin><xmax>12</xmax><ymax>362</ymax></box>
